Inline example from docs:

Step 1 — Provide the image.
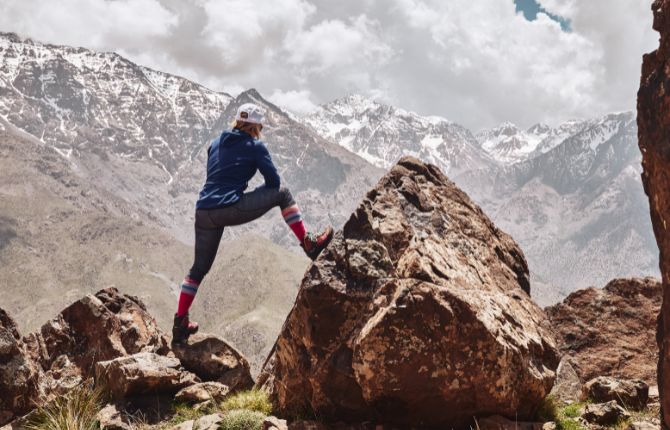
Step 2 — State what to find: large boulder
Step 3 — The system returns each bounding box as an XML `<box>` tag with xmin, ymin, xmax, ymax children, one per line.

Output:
<box><xmin>95</xmin><ymin>352</ymin><xmax>198</xmax><ymax>400</ymax></box>
<box><xmin>0</xmin><ymin>309</ymin><xmax>41</xmax><ymax>425</ymax></box>
<box><xmin>638</xmin><ymin>1</ymin><xmax>670</xmax><ymax>428</ymax></box>
<box><xmin>545</xmin><ymin>278</ymin><xmax>661</xmax><ymax>384</ymax></box>
<box><xmin>260</xmin><ymin>157</ymin><xmax>559</xmax><ymax>428</ymax></box>
<box><xmin>172</xmin><ymin>333</ymin><xmax>254</xmax><ymax>391</ymax></box>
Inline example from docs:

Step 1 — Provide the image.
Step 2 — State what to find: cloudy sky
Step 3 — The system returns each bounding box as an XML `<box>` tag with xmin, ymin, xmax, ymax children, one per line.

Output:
<box><xmin>0</xmin><ymin>0</ymin><xmax>658</xmax><ymax>130</ymax></box>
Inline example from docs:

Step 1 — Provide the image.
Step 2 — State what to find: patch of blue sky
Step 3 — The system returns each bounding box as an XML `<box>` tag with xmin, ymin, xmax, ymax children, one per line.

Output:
<box><xmin>514</xmin><ymin>0</ymin><xmax>571</xmax><ymax>32</ymax></box>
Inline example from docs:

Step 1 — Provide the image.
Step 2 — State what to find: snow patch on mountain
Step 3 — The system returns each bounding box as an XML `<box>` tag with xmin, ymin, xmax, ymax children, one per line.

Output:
<box><xmin>305</xmin><ymin>94</ymin><xmax>494</xmax><ymax>175</ymax></box>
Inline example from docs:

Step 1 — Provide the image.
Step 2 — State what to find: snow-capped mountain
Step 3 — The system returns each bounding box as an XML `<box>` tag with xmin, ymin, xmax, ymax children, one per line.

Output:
<box><xmin>475</xmin><ymin>122</ymin><xmax>549</xmax><ymax>164</ymax></box>
<box><xmin>305</xmin><ymin>94</ymin><xmax>495</xmax><ymax>176</ymax></box>
<box><xmin>0</xmin><ymin>32</ymin><xmax>382</xmax><ymax>245</ymax></box>
<box><xmin>0</xmin><ymin>32</ymin><xmax>231</xmax><ymax>179</ymax></box>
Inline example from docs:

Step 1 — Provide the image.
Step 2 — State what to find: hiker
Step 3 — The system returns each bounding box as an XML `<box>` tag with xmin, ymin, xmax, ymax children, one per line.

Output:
<box><xmin>172</xmin><ymin>102</ymin><xmax>334</xmax><ymax>344</ymax></box>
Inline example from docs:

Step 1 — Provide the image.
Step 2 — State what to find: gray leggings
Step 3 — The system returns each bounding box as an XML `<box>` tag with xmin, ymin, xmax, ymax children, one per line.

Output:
<box><xmin>188</xmin><ymin>186</ymin><xmax>296</xmax><ymax>282</ymax></box>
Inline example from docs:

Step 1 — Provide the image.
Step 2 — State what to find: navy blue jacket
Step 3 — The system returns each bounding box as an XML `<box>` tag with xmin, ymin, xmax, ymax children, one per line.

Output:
<box><xmin>196</xmin><ymin>129</ymin><xmax>280</xmax><ymax>209</ymax></box>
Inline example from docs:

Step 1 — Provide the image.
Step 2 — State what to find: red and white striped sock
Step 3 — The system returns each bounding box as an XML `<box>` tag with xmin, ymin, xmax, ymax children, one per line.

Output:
<box><xmin>282</xmin><ymin>205</ymin><xmax>306</xmax><ymax>243</ymax></box>
<box><xmin>176</xmin><ymin>277</ymin><xmax>199</xmax><ymax>317</ymax></box>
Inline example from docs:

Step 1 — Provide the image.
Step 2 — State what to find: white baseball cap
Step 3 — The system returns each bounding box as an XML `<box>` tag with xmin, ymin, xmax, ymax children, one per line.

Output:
<box><xmin>235</xmin><ymin>103</ymin><xmax>265</xmax><ymax>125</ymax></box>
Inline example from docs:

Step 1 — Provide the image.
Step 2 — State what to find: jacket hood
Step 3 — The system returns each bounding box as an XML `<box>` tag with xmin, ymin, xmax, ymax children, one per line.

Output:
<box><xmin>220</xmin><ymin>129</ymin><xmax>254</xmax><ymax>147</ymax></box>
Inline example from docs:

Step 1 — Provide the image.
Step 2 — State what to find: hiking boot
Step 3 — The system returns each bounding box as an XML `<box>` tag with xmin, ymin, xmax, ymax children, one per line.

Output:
<box><xmin>172</xmin><ymin>313</ymin><xmax>199</xmax><ymax>345</ymax></box>
<box><xmin>302</xmin><ymin>226</ymin><xmax>334</xmax><ymax>260</ymax></box>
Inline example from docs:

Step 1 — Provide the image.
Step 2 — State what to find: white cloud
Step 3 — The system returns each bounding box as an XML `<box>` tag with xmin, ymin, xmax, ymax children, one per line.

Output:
<box><xmin>267</xmin><ymin>89</ymin><xmax>318</xmax><ymax>114</ymax></box>
<box><xmin>0</xmin><ymin>0</ymin><xmax>658</xmax><ymax>129</ymax></box>
<box><xmin>0</xmin><ymin>0</ymin><xmax>176</xmax><ymax>49</ymax></box>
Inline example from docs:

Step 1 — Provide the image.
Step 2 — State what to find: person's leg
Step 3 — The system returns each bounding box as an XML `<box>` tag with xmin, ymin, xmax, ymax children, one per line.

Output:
<box><xmin>208</xmin><ymin>186</ymin><xmax>332</xmax><ymax>259</ymax></box>
<box><xmin>208</xmin><ymin>186</ymin><xmax>296</xmax><ymax>227</ymax></box>
<box><xmin>174</xmin><ymin>211</ymin><xmax>223</xmax><ymax>343</ymax></box>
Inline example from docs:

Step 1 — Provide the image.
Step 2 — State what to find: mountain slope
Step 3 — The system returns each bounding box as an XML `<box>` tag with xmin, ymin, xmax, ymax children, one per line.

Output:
<box><xmin>457</xmin><ymin>112</ymin><xmax>658</xmax><ymax>303</ymax></box>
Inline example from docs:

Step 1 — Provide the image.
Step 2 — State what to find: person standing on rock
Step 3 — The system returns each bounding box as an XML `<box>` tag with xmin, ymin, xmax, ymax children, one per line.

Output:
<box><xmin>173</xmin><ymin>103</ymin><xmax>334</xmax><ymax>344</ymax></box>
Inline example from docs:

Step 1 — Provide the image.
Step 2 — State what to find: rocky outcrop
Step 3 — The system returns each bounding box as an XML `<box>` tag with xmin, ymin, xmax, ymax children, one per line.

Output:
<box><xmin>545</xmin><ymin>277</ymin><xmax>661</xmax><ymax>384</ymax></box>
<box><xmin>0</xmin><ymin>288</ymin><xmax>250</xmax><ymax>426</ymax></box>
<box><xmin>96</xmin><ymin>352</ymin><xmax>199</xmax><ymax>400</ymax></box>
<box><xmin>172</xmin><ymin>333</ymin><xmax>254</xmax><ymax>392</ymax></box>
<box><xmin>1</xmin><ymin>287</ymin><xmax>169</xmax><ymax>425</ymax></box>
<box><xmin>638</xmin><ymin>1</ymin><xmax>670</xmax><ymax>428</ymax></box>
<box><xmin>260</xmin><ymin>157</ymin><xmax>559</xmax><ymax>428</ymax></box>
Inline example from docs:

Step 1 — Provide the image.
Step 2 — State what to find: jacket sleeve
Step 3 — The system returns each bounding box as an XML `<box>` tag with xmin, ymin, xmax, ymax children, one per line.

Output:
<box><xmin>255</xmin><ymin>142</ymin><xmax>281</xmax><ymax>189</ymax></box>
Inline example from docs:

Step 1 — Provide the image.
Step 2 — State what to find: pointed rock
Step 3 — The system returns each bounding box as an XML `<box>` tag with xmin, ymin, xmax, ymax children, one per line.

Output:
<box><xmin>260</xmin><ymin>157</ymin><xmax>559</xmax><ymax>428</ymax></box>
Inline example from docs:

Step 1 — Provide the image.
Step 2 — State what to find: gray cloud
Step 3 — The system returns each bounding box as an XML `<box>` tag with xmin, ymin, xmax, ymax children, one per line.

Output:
<box><xmin>0</xmin><ymin>0</ymin><xmax>658</xmax><ymax>130</ymax></box>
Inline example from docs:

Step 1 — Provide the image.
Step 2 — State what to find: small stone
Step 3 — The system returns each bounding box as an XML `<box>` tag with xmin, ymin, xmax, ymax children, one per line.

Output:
<box><xmin>96</xmin><ymin>404</ymin><xmax>131</xmax><ymax>430</ymax></box>
<box><xmin>627</xmin><ymin>421</ymin><xmax>659</xmax><ymax>430</ymax></box>
<box><xmin>175</xmin><ymin>382</ymin><xmax>230</xmax><ymax>404</ymax></box>
<box><xmin>649</xmin><ymin>385</ymin><xmax>659</xmax><ymax>402</ymax></box>
<box><xmin>264</xmin><ymin>416</ymin><xmax>288</xmax><ymax>430</ymax></box>
<box><xmin>170</xmin><ymin>420</ymin><xmax>194</xmax><ymax>430</ymax></box>
<box><xmin>582</xmin><ymin>376</ymin><xmax>649</xmax><ymax>410</ymax></box>
<box><xmin>581</xmin><ymin>401</ymin><xmax>630</xmax><ymax>426</ymax></box>
<box><xmin>194</xmin><ymin>413</ymin><xmax>223</xmax><ymax>430</ymax></box>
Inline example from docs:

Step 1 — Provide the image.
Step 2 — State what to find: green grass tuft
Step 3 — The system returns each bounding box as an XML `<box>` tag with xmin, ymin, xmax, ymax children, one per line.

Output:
<box><xmin>219</xmin><ymin>409</ymin><xmax>266</xmax><ymax>430</ymax></box>
<box><xmin>221</xmin><ymin>389</ymin><xmax>273</xmax><ymax>415</ymax></box>
<box><xmin>26</xmin><ymin>385</ymin><xmax>103</xmax><ymax>430</ymax></box>
<box><xmin>555</xmin><ymin>402</ymin><xmax>588</xmax><ymax>430</ymax></box>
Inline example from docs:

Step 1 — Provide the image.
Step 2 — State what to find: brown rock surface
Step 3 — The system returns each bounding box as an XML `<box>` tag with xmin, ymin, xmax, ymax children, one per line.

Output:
<box><xmin>95</xmin><ymin>352</ymin><xmax>198</xmax><ymax>400</ymax></box>
<box><xmin>174</xmin><ymin>382</ymin><xmax>231</xmax><ymax>404</ymax></box>
<box><xmin>172</xmin><ymin>333</ymin><xmax>254</xmax><ymax>391</ymax></box>
<box><xmin>581</xmin><ymin>401</ymin><xmax>630</xmax><ymax>426</ymax></box>
<box><xmin>638</xmin><ymin>1</ymin><xmax>670</xmax><ymax>428</ymax></box>
<box><xmin>261</xmin><ymin>157</ymin><xmax>559</xmax><ymax>428</ymax></box>
<box><xmin>582</xmin><ymin>376</ymin><xmax>649</xmax><ymax>410</ymax></box>
<box><xmin>545</xmin><ymin>277</ymin><xmax>661</xmax><ymax>384</ymax></box>
<box><xmin>96</xmin><ymin>403</ymin><xmax>132</xmax><ymax>430</ymax></box>
<box><xmin>0</xmin><ymin>309</ymin><xmax>40</xmax><ymax>425</ymax></box>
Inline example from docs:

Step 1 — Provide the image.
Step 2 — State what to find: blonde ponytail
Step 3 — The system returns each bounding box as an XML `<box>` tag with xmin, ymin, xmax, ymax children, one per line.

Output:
<box><xmin>232</xmin><ymin>120</ymin><xmax>262</xmax><ymax>139</ymax></box>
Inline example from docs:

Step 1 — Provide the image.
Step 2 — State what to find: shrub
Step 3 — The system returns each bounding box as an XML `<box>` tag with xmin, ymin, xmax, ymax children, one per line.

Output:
<box><xmin>219</xmin><ymin>409</ymin><xmax>266</xmax><ymax>430</ymax></box>
<box><xmin>221</xmin><ymin>389</ymin><xmax>273</xmax><ymax>415</ymax></box>
<box><xmin>26</xmin><ymin>385</ymin><xmax>103</xmax><ymax>430</ymax></box>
